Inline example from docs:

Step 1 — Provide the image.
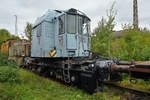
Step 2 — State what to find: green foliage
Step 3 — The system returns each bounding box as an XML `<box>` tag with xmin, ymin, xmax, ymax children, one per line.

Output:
<box><xmin>111</xmin><ymin>29</ymin><xmax>150</xmax><ymax>61</ymax></box>
<box><xmin>24</xmin><ymin>22</ymin><xmax>32</xmax><ymax>41</ymax></box>
<box><xmin>117</xmin><ymin>75</ymin><xmax>150</xmax><ymax>92</ymax></box>
<box><xmin>0</xmin><ymin>53</ymin><xmax>8</xmax><ymax>66</ymax></box>
<box><xmin>0</xmin><ymin>29</ymin><xmax>19</xmax><ymax>41</ymax></box>
<box><xmin>92</xmin><ymin>92</ymin><xmax>108</xmax><ymax>100</ymax></box>
<box><xmin>0</xmin><ymin>66</ymin><xmax>20</xmax><ymax>83</ymax></box>
<box><xmin>0</xmin><ymin>41</ymin><xmax>3</xmax><ymax>50</ymax></box>
<box><xmin>0</xmin><ymin>69</ymin><xmax>90</xmax><ymax>100</ymax></box>
<box><xmin>92</xmin><ymin>3</ymin><xmax>116</xmax><ymax>57</ymax></box>
<box><xmin>91</xmin><ymin>3</ymin><xmax>150</xmax><ymax>61</ymax></box>
<box><xmin>0</xmin><ymin>69</ymin><xmax>125</xmax><ymax>100</ymax></box>
<box><xmin>0</xmin><ymin>29</ymin><xmax>11</xmax><ymax>41</ymax></box>
<box><xmin>0</xmin><ymin>53</ymin><xmax>19</xmax><ymax>83</ymax></box>
<box><xmin>0</xmin><ymin>53</ymin><xmax>17</xmax><ymax>66</ymax></box>
<box><xmin>0</xmin><ymin>29</ymin><xmax>20</xmax><ymax>49</ymax></box>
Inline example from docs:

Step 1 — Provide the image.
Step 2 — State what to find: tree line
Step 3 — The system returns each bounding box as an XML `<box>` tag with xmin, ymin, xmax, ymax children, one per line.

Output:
<box><xmin>92</xmin><ymin>4</ymin><xmax>150</xmax><ymax>61</ymax></box>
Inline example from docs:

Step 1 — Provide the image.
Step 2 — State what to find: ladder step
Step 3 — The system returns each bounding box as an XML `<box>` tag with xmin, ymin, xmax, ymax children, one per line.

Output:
<box><xmin>64</xmin><ymin>75</ymin><xmax>69</xmax><ymax>77</ymax></box>
<box><xmin>63</xmin><ymin>63</ymin><xmax>71</xmax><ymax>83</ymax></box>
<box><xmin>63</xmin><ymin>68</ymin><xmax>70</xmax><ymax>70</ymax></box>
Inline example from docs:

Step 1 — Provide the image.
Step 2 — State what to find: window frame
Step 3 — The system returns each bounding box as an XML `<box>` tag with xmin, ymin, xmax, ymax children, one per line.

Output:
<box><xmin>78</xmin><ymin>15</ymin><xmax>83</xmax><ymax>34</ymax></box>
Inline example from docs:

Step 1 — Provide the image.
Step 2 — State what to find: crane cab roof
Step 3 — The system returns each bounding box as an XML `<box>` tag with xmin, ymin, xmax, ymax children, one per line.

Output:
<box><xmin>33</xmin><ymin>8</ymin><xmax>90</xmax><ymax>28</ymax></box>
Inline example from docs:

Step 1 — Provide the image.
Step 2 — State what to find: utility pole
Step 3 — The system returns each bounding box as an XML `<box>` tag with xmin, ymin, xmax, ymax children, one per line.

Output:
<box><xmin>14</xmin><ymin>15</ymin><xmax>18</xmax><ymax>36</ymax></box>
<box><xmin>133</xmin><ymin>0</ymin><xmax>139</xmax><ymax>29</ymax></box>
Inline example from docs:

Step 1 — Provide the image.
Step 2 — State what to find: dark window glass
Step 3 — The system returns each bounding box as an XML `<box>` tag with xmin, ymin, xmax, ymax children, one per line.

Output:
<box><xmin>38</xmin><ymin>37</ymin><xmax>40</xmax><ymax>44</ymax></box>
<box><xmin>67</xmin><ymin>15</ymin><xmax>76</xmax><ymax>33</ymax></box>
<box><xmin>59</xmin><ymin>15</ymin><xmax>65</xmax><ymax>35</ymax></box>
<box><xmin>37</xmin><ymin>24</ymin><xmax>42</xmax><ymax>37</ymax></box>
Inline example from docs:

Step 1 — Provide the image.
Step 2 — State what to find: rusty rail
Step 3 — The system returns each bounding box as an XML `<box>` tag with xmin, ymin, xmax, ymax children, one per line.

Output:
<box><xmin>105</xmin><ymin>82</ymin><xmax>150</xmax><ymax>96</ymax></box>
<box><xmin>110</xmin><ymin>61</ymin><xmax>150</xmax><ymax>80</ymax></box>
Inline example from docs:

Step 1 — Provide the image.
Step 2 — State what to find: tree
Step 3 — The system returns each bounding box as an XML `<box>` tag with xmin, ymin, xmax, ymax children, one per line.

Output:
<box><xmin>0</xmin><ymin>29</ymin><xmax>19</xmax><ymax>50</ymax></box>
<box><xmin>24</xmin><ymin>22</ymin><xmax>32</xmax><ymax>41</ymax></box>
<box><xmin>0</xmin><ymin>29</ymin><xmax>11</xmax><ymax>41</ymax></box>
<box><xmin>0</xmin><ymin>29</ymin><xmax>19</xmax><ymax>41</ymax></box>
<box><xmin>91</xmin><ymin>3</ymin><xmax>116</xmax><ymax>57</ymax></box>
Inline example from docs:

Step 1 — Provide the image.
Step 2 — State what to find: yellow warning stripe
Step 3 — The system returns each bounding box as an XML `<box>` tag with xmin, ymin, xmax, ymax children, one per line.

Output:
<box><xmin>49</xmin><ymin>50</ymin><xmax>56</xmax><ymax>57</ymax></box>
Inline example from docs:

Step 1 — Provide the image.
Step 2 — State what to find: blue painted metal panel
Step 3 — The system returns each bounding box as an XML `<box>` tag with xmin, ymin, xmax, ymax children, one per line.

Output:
<box><xmin>66</xmin><ymin>34</ymin><xmax>77</xmax><ymax>50</ymax></box>
<box><xmin>31</xmin><ymin>8</ymin><xmax>91</xmax><ymax>58</ymax></box>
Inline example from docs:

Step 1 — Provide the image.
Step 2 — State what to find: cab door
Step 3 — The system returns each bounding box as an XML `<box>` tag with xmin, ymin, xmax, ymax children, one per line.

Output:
<box><xmin>66</xmin><ymin>14</ymin><xmax>77</xmax><ymax>50</ymax></box>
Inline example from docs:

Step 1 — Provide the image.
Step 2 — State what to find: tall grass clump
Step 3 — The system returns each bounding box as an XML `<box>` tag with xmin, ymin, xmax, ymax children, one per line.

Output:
<box><xmin>0</xmin><ymin>53</ymin><xmax>20</xmax><ymax>83</ymax></box>
<box><xmin>0</xmin><ymin>66</ymin><xmax>20</xmax><ymax>83</ymax></box>
<box><xmin>0</xmin><ymin>53</ymin><xmax>8</xmax><ymax>66</ymax></box>
<box><xmin>0</xmin><ymin>53</ymin><xmax>17</xmax><ymax>66</ymax></box>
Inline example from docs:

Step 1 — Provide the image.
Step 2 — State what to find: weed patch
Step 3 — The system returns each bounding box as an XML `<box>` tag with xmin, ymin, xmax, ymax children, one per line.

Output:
<box><xmin>0</xmin><ymin>66</ymin><xmax>20</xmax><ymax>83</ymax></box>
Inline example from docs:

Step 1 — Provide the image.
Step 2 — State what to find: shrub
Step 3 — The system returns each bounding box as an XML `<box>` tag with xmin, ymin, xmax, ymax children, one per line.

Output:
<box><xmin>0</xmin><ymin>66</ymin><xmax>20</xmax><ymax>83</ymax></box>
<box><xmin>92</xmin><ymin>20</ymin><xmax>150</xmax><ymax>61</ymax></box>
<box><xmin>0</xmin><ymin>54</ymin><xmax>8</xmax><ymax>66</ymax></box>
<box><xmin>0</xmin><ymin>53</ymin><xmax>19</xmax><ymax>83</ymax></box>
<box><xmin>0</xmin><ymin>53</ymin><xmax>17</xmax><ymax>67</ymax></box>
<box><xmin>111</xmin><ymin>29</ymin><xmax>150</xmax><ymax>61</ymax></box>
<box><xmin>92</xmin><ymin>3</ymin><xmax>116</xmax><ymax>57</ymax></box>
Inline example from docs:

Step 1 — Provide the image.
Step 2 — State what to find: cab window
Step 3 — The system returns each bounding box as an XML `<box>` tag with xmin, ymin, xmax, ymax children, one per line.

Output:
<box><xmin>78</xmin><ymin>16</ymin><xmax>90</xmax><ymax>34</ymax></box>
<box><xmin>36</xmin><ymin>24</ymin><xmax>42</xmax><ymax>37</ymax></box>
<box><xmin>59</xmin><ymin>15</ymin><xmax>65</xmax><ymax>35</ymax></box>
<box><xmin>67</xmin><ymin>14</ymin><xmax>76</xmax><ymax>34</ymax></box>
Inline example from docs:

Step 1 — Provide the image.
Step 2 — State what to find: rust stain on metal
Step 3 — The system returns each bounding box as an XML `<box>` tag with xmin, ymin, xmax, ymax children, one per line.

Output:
<box><xmin>129</xmin><ymin>68</ymin><xmax>150</xmax><ymax>73</ymax></box>
<box><xmin>111</xmin><ymin>63</ymin><xmax>130</xmax><ymax>71</ymax></box>
<box><xmin>1</xmin><ymin>39</ymin><xmax>31</xmax><ymax>65</ymax></box>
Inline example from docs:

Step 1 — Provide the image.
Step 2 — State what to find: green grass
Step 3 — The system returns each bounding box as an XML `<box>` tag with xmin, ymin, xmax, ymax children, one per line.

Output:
<box><xmin>115</xmin><ymin>76</ymin><xmax>150</xmax><ymax>92</ymax></box>
<box><xmin>0</xmin><ymin>67</ymin><xmax>125</xmax><ymax>100</ymax></box>
<box><xmin>0</xmin><ymin>69</ymin><xmax>88</xmax><ymax>100</ymax></box>
<box><xmin>3</xmin><ymin>66</ymin><xmax>150</xmax><ymax>100</ymax></box>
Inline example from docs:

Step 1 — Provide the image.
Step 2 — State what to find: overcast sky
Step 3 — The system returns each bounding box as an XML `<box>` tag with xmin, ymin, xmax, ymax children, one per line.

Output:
<box><xmin>0</xmin><ymin>0</ymin><xmax>150</xmax><ymax>37</ymax></box>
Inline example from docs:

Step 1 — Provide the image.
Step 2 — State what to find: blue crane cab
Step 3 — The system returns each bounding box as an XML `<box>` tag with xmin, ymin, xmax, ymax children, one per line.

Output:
<box><xmin>31</xmin><ymin>8</ymin><xmax>91</xmax><ymax>58</ymax></box>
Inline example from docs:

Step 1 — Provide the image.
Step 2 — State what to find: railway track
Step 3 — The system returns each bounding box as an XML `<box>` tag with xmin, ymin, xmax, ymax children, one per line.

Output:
<box><xmin>24</xmin><ymin>66</ymin><xmax>150</xmax><ymax>97</ymax></box>
<box><xmin>105</xmin><ymin>82</ymin><xmax>150</xmax><ymax>96</ymax></box>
